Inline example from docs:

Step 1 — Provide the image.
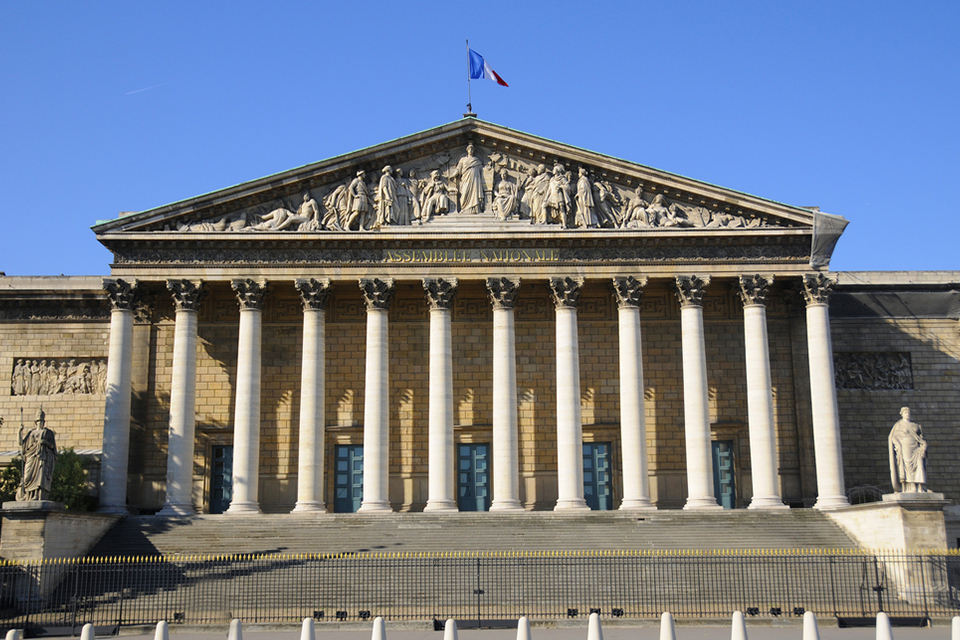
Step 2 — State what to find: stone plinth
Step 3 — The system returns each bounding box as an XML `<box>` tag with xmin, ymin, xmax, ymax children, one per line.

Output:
<box><xmin>825</xmin><ymin>493</ymin><xmax>948</xmax><ymax>551</ymax></box>
<box><xmin>1</xmin><ymin>502</ymin><xmax>120</xmax><ymax>599</ymax></box>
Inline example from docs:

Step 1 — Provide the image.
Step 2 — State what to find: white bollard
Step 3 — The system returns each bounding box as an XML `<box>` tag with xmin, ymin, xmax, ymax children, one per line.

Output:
<box><xmin>875</xmin><ymin>612</ymin><xmax>893</xmax><ymax>640</ymax></box>
<box><xmin>4</xmin><ymin>630</ymin><xmax>22</xmax><ymax>640</ymax></box>
<box><xmin>659</xmin><ymin>612</ymin><xmax>677</xmax><ymax>640</ymax></box>
<box><xmin>371</xmin><ymin>616</ymin><xmax>387</xmax><ymax>640</ymax></box>
<box><xmin>300</xmin><ymin>617</ymin><xmax>316</xmax><ymax>640</ymax></box>
<box><xmin>731</xmin><ymin>610</ymin><xmax>748</xmax><ymax>640</ymax></box>
<box><xmin>228</xmin><ymin>618</ymin><xmax>243</xmax><ymax>640</ymax></box>
<box><xmin>443</xmin><ymin>619</ymin><xmax>458</xmax><ymax>640</ymax></box>
<box><xmin>154</xmin><ymin>620</ymin><xmax>169</xmax><ymax>640</ymax></box>
<box><xmin>517</xmin><ymin>616</ymin><xmax>532</xmax><ymax>640</ymax></box>
<box><xmin>80</xmin><ymin>623</ymin><xmax>95</xmax><ymax>640</ymax></box>
<box><xmin>953</xmin><ymin>616</ymin><xmax>960</xmax><ymax>640</ymax></box>
<box><xmin>587</xmin><ymin>612</ymin><xmax>603</xmax><ymax>640</ymax></box>
<box><xmin>802</xmin><ymin>611</ymin><xmax>820</xmax><ymax>640</ymax></box>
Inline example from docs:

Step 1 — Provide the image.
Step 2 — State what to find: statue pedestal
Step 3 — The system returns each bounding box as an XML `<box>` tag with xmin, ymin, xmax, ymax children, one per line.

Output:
<box><xmin>1</xmin><ymin>502</ymin><xmax>120</xmax><ymax>600</ymax></box>
<box><xmin>824</xmin><ymin>493</ymin><xmax>949</xmax><ymax>607</ymax></box>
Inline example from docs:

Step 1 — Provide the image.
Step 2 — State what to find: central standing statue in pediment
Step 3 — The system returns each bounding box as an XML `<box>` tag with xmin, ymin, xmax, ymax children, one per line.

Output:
<box><xmin>453</xmin><ymin>144</ymin><xmax>485</xmax><ymax>215</ymax></box>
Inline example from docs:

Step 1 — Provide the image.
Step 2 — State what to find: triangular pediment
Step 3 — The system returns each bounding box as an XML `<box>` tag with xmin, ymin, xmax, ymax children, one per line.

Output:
<box><xmin>93</xmin><ymin>119</ymin><xmax>817</xmax><ymax>235</ymax></box>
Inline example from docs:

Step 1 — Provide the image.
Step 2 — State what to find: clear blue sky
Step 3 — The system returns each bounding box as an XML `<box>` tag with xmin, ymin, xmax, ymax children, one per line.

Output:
<box><xmin>1</xmin><ymin>1</ymin><xmax>957</xmax><ymax>276</ymax></box>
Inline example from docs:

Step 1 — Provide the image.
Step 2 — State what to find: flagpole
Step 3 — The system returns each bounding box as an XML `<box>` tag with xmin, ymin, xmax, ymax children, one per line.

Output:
<box><xmin>464</xmin><ymin>39</ymin><xmax>475</xmax><ymax>118</ymax></box>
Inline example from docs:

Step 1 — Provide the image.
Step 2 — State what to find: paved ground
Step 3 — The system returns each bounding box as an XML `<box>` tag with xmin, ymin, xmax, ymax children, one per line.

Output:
<box><xmin>73</xmin><ymin>617</ymin><xmax>957</xmax><ymax>640</ymax></box>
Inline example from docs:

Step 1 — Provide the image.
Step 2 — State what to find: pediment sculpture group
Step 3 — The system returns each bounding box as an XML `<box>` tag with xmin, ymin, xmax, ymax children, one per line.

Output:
<box><xmin>175</xmin><ymin>145</ymin><xmax>777</xmax><ymax>233</ymax></box>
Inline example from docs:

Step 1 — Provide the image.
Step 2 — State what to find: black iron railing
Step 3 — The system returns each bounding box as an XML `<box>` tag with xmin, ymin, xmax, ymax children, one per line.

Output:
<box><xmin>1</xmin><ymin>550</ymin><xmax>958</xmax><ymax>632</ymax></box>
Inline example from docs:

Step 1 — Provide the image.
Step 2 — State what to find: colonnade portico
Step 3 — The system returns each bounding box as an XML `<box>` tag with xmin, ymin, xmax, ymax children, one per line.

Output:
<box><xmin>98</xmin><ymin>273</ymin><xmax>850</xmax><ymax>515</ymax></box>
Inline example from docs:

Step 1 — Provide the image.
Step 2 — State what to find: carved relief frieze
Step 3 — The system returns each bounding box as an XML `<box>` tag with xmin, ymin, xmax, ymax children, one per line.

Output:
<box><xmin>834</xmin><ymin>352</ymin><xmax>914</xmax><ymax>391</ymax></box>
<box><xmin>11</xmin><ymin>357</ymin><xmax>108</xmax><ymax>396</ymax></box>
<box><xmin>0</xmin><ymin>301</ymin><xmax>110</xmax><ymax>322</ymax></box>
<box><xmin>145</xmin><ymin>143</ymin><xmax>795</xmax><ymax>236</ymax></box>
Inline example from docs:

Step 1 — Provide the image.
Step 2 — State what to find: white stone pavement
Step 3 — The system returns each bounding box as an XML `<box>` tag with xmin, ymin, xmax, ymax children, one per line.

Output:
<box><xmin>57</xmin><ymin>618</ymin><xmax>957</xmax><ymax>640</ymax></box>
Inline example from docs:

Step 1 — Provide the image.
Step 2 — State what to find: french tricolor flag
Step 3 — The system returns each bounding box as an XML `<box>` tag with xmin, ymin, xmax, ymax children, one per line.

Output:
<box><xmin>468</xmin><ymin>48</ymin><xmax>509</xmax><ymax>87</ymax></box>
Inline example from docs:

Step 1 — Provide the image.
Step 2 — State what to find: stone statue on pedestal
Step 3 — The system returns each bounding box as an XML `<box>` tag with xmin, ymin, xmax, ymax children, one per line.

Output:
<box><xmin>17</xmin><ymin>408</ymin><xmax>58</xmax><ymax>501</ymax></box>
<box><xmin>889</xmin><ymin>406</ymin><xmax>928</xmax><ymax>493</ymax></box>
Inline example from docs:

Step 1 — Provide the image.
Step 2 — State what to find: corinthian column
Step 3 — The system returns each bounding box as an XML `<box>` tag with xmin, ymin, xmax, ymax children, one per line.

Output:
<box><xmin>226</xmin><ymin>279</ymin><xmax>267</xmax><ymax>515</ymax></box>
<box><xmin>612</xmin><ymin>276</ymin><xmax>654</xmax><ymax>510</ymax></box>
<box><xmin>358</xmin><ymin>278</ymin><xmax>395</xmax><ymax>513</ymax></box>
<box><xmin>423</xmin><ymin>278</ymin><xmax>459</xmax><ymax>512</ymax></box>
<box><xmin>292</xmin><ymin>278</ymin><xmax>331</xmax><ymax>513</ymax></box>
<box><xmin>674</xmin><ymin>276</ymin><xmax>721</xmax><ymax>510</ymax></box>
<box><xmin>159</xmin><ymin>279</ymin><xmax>205</xmax><ymax>516</ymax></box>
<box><xmin>738</xmin><ymin>275</ymin><xmax>787</xmax><ymax>509</ymax></box>
<box><xmin>99</xmin><ymin>278</ymin><xmax>140</xmax><ymax>514</ymax></box>
<box><xmin>486</xmin><ymin>277</ymin><xmax>523</xmax><ymax>511</ymax></box>
<box><xmin>802</xmin><ymin>274</ymin><xmax>849</xmax><ymax>510</ymax></box>
<box><xmin>551</xmin><ymin>277</ymin><xmax>589</xmax><ymax>511</ymax></box>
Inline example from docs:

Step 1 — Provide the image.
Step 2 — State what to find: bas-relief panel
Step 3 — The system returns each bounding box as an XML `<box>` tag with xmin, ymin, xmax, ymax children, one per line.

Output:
<box><xmin>159</xmin><ymin>144</ymin><xmax>796</xmax><ymax>236</ymax></box>
<box><xmin>834</xmin><ymin>352</ymin><xmax>914</xmax><ymax>391</ymax></box>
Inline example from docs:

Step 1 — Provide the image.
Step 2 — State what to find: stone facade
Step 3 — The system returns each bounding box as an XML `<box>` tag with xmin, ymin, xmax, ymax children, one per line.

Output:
<box><xmin>0</xmin><ymin>121</ymin><xmax>956</xmax><ymax>524</ymax></box>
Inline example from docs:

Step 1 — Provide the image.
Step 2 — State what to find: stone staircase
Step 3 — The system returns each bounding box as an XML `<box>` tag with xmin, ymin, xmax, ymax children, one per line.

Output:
<box><xmin>89</xmin><ymin>509</ymin><xmax>857</xmax><ymax>558</ymax></box>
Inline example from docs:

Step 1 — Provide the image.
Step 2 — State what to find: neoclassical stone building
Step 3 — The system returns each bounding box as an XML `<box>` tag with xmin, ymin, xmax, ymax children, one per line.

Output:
<box><xmin>1</xmin><ymin>119</ymin><xmax>957</xmax><ymax>516</ymax></box>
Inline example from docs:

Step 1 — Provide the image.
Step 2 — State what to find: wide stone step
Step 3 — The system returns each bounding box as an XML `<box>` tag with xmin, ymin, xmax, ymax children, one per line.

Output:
<box><xmin>88</xmin><ymin>510</ymin><xmax>858</xmax><ymax>558</ymax></box>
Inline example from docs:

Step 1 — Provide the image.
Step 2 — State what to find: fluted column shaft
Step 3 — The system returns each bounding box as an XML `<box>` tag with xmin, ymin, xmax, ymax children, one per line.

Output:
<box><xmin>358</xmin><ymin>278</ymin><xmax>395</xmax><ymax>513</ymax></box>
<box><xmin>293</xmin><ymin>278</ymin><xmax>331</xmax><ymax>513</ymax></box>
<box><xmin>739</xmin><ymin>276</ymin><xmax>787</xmax><ymax>509</ymax></box>
<box><xmin>487</xmin><ymin>278</ymin><xmax>523</xmax><ymax>511</ymax></box>
<box><xmin>613</xmin><ymin>277</ymin><xmax>653</xmax><ymax>510</ymax></box>
<box><xmin>99</xmin><ymin>278</ymin><xmax>139</xmax><ymax>514</ymax></box>
<box><xmin>159</xmin><ymin>280</ymin><xmax>205</xmax><ymax>516</ymax></box>
<box><xmin>551</xmin><ymin>277</ymin><xmax>589</xmax><ymax>511</ymax></box>
<box><xmin>675</xmin><ymin>276</ymin><xmax>721</xmax><ymax>510</ymax></box>
<box><xmin>226</xmin><ymin>279</ymin><xmax>267</xmax><ymax>515</ymax></box>
<box><xmin>424</xmin><ymin>278</ymin><xmax>458</xmax><ymax>512</ymax></box>
<box><xmin>803</xmin><ymin>274</ymin><xmax>849</xmax><ymax>510</ymax></box>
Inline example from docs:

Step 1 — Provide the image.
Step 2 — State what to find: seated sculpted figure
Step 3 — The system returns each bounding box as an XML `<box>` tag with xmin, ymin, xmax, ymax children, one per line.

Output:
<box><xmin>420</xmin><ymin>170</ymin><xmax>451</xmax><ymax>221</ymax></box>
<box><xmin>888</xmin><ymin>406</ymin><xmax>928</xmax><ymax>493</ymax></box>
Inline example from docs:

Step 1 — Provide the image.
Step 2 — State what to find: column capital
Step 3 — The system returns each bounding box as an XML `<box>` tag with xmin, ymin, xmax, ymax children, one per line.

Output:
<box><xmin>737</xmin><ymin>274</ymin><xmax>774</xmax><ymax>307</ymax></box>
<box><xmin>359</xmin><ymin>278</ymin><xmax>395</xmax><ymax>310</ymax></box>
<box><xmin>611</xmin><ymin>276</ymin><xmax>648</xmax><ymax>308</ymax></box>
<box><xmin>801</xmin><ymin>273</ymin><xmax>837</xmax><ymax>306</ymax></box>
<box><xmin>102</xmin><ymin>278</ymin><xmax>141</xmax><ymax>311</ymax></box>
<box><xmin>549</xmin><ymin>277</ymin><xmax>584</xmax><ymax>309</ymax></box>
<box><xmin>166</xmin><ymin>279</ymin><xmax>206</xmax><ymax>312</ymax></box>
<box><xmin>422</xmin><ymin>277</ymin><xmax>459</xmax><ymax>310</ymax></box>
<box><xmin>674</xmin><ymin>275</ymin><xmax>710</xmax><ymax>307</ymax></box>
<box><xmin>295</xmin><ymin>278</ymin><xmax>332</xmax><ymax>311</ymax></box>
<box><xmin>231</xmin><ymin>279</ymin><xmax>268</xmax><ymax>310</ymax></box>
<box><xmin>486</xmin><ymin>277</ymin><xmax>521</xmax><ymax>310</ymax></box>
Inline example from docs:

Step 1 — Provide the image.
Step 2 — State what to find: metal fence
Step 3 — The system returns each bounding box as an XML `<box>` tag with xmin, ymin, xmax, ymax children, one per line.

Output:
<box><xmin>1</xmin><ymin>550</ymin><xmax>959</xmax><ymax>633</ymax></box>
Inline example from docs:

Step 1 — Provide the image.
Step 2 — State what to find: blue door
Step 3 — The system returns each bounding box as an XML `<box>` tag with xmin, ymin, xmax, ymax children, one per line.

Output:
<box><xmin>210</xmin><ymin>445</ymin><xmax>233</xmax><ymax>514</ymax></box>
<box><xmin>335</xmin><ymin>445</ymin><xmax>364</xmax><ymax>513</ymax></box>
<box><xmin>458</xmin><ymin>443</ymin><xmax>490</xmax><ymax>512</ymax></box>
<box><xmin>712</xmin><ymin>440</ymin><xmax>736</xmax><ymax>509</ymax></box>
<box><xmin>583</xmin><ymin>442</ymin><xmax>612</xmax><ymax>510</ymax></box>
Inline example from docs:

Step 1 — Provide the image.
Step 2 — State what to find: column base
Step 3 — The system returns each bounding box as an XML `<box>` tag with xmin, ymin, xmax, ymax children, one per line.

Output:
<box><xmin>554</xmin><ymin>498</ymin><xmax>590</xmax><ymax>511</ymax></box>
<box><xmin>358</xmin><ymin>500</ymin><xmax>393</xmax><ymax>513</ymax></box>
<box><xmin>423</xmin><ymin>500</ymin><xmax>458</xmax><ymax>512</ymax></box>
<box><xmin>225</xmin><ymin>501</ymin><xmax>262</xmax><ymax>515</ymax></box>
<box><xmin>813</xmin><ymin>495</ymin><xmax>850</xmax><ymax>511</ymax></box>
<box><xmin>97</xmin><ymin>504</ymin><xmax>129</xmax><ymax>515</ymax></box>
<box><xmin>747</xmin><ymin>496</ymin><xmax>790</xmax><ymax>510</ymax></box>
<box><xmin>619</xmin><ymin>499</ymin><xmax>656</xmax><ymax>511</ymax></box>
<box><xmin>490</xmin><ymin>500</ymin><xmax>524</xmax><ymax>512</ymax></box>
<box><xmin>291</xmin><ymin>501</ymin><xmax>327</xmax><ymax>514</ymax></box>
<box><xmin>157</xmin><ymin>502</ymin><xmax>196</xmax><ymax>517</ymax></box>
<box><xmin>683</xmin><ymin>497</ymin><xmax>723</xmax><ymax>510</ymax></box>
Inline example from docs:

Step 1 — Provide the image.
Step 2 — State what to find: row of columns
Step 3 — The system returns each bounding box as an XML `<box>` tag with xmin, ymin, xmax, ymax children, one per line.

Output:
<box><xmin>97</xmin><ymin>274</ymin><xmax>849</xmax><ymax>515</ymax></box>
